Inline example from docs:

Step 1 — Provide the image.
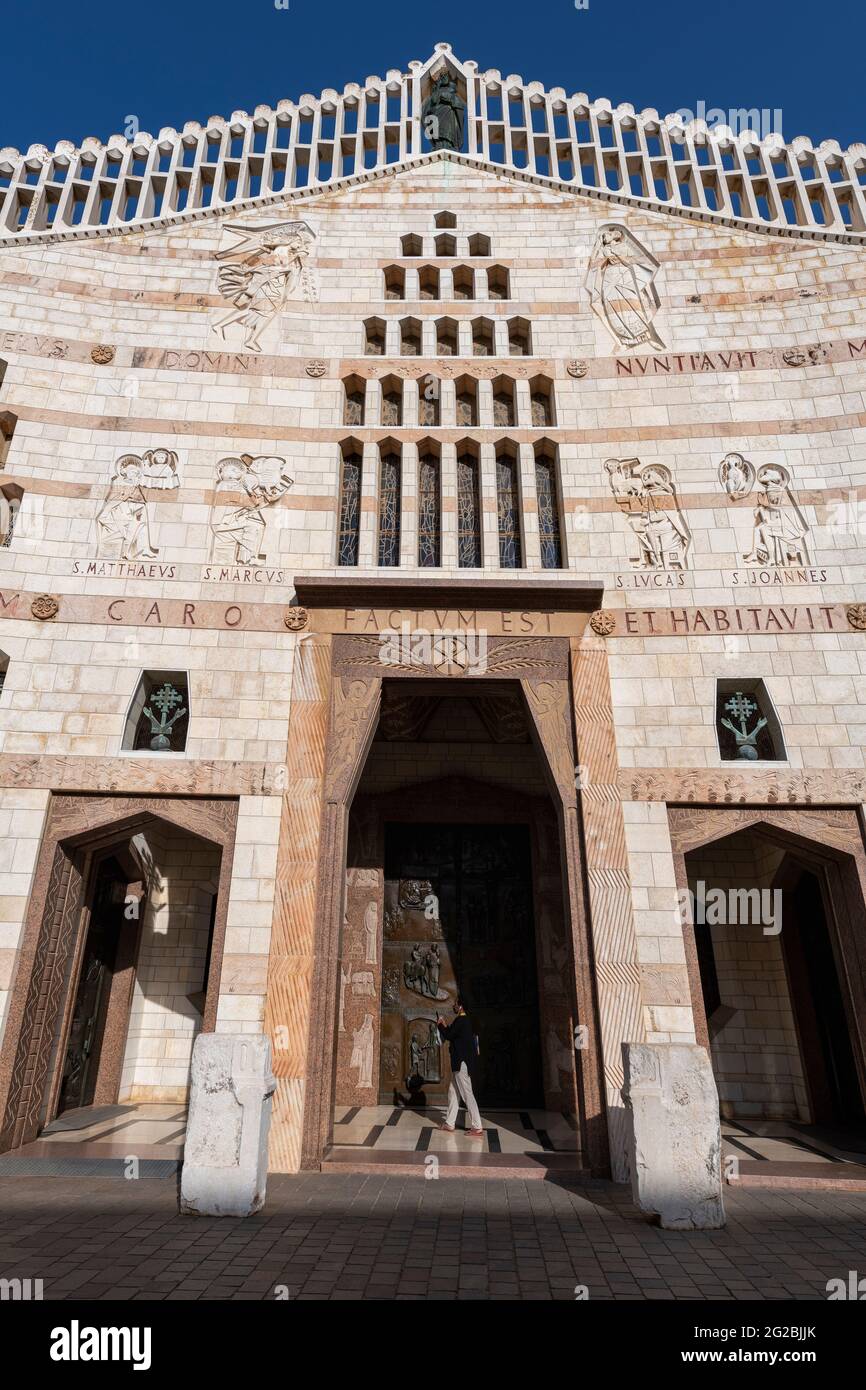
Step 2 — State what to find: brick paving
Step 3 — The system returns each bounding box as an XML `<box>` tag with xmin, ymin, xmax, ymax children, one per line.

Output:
<box><xmin>1</xmin><ymin>1173</ymin><xmax>865</xmax><ymax>1300</ymax></box>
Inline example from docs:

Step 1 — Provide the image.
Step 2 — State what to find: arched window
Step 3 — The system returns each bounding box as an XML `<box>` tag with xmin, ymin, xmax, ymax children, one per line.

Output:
<box><xmin>508</xmin><ymin>318</ymin><xmax>531</xmax><ymax>355</ymax></box>
<box><xmin>338</xmin><ymin>443</ymin><xmax>362</xmax><ymax>566</ymax></box>
<box><xmin>377</xmin><ymin>445</ymin><xmax>402</xmax><ymax>568</ymax></box>
<box><xmin>380</xmin><ymin>376</ymin><xmax>403</xmax><ymax>427</ymax></box>
<box><xmin>487</xmin><ymin>266</ymin><xmax>510</xmax><ymax>299</ymax></box>
<box><xmin>452</xmin><ymin>267</ymin><xmax>474</xmax><ymax>300</ymax></box>
<box><xmin>529</xmin><ymin>377</ymin><xmax>556</xmax><ymax>427</ymax></box>
<box><xmin>471</xmin><ymin>318</ymin><xmax>494</xmax><ymax>356</ymax></box>
<box><xmin>363</xmin><ymin>317</ymin><xmax>386</xmax><ymax>355</ymax></box>
<box><xmin>123</xmin><ymin>671</ymin><xmax>190</xmax><ymax>752</ymax></box>
<box><xmin>534</xmin><ymin>445</ymin><xmax>564</xmax><ymax>569</ymax></box>
<box><xmin>418</xmin><ymin>375</ymin><xmax>440</xmax><ymax>427</ymax></box>
<box><xmin>492</xmin><ymin>377</ymin><xmax>516</xmax><ymax>428</ymax></box>
<box><xmin>0</xmin><ymin>485</ymin><xmax>23</xmax><ymax>548</ymax></box>
<box><xmin>455</xmin><ymin>376</ymin><xmax>478</xmax><ymax>428</ymax></box>
<box><xmin>384</xmin><ymin>265</ymin><xmax>405</xmax><ymax>300</ymax></box>
<box><xmin>0</xmin><ymin>410</ymin><xmax>16</xmax><ymax>468</ymax></box>
<box><xmin>418</xmin><ymin>266</ymin><xmax>440</xmax><ymax>300</ymax></box>
<box><xmin>495</xmin><ymin>445</ymin><xmax>522</xmax><ymax>568</ymax></box>
<box><xmin>435</xmin><ymin>317</ymin><xmax>458</xmax><ymax>356</ymax></box>
<box><xmin>715</xmin><ymin>680</ymin><xmax>787</xmax><ymax>761</ymax></box>
<box><xmin>399</xmin><ymin>317</ymin><xmax>421</xmax><ymax>355</ymax></box>
<box><xmin>418</xmin><ymin>448</ymin><xmax>441</xmax><ymax>568</ymax></box>
<box><xmin>456</xmin><ymin>447</ymin><xmax>481</xmax><ymax>568</ymax></box>
<box><xmin>343</xmin><ymin>376</ymin><xmax>365</xmax><ymax>427</ymax></box>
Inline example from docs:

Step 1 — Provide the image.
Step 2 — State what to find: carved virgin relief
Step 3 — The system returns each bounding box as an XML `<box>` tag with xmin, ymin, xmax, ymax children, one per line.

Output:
<box><xmin>605</xmin><ymin>457</ymin><xmax>691</xmax><ymax>570</ymax></box>
<box><xmin>209</xmin><ymin>454</ymin><xmax>293</xmax><ymax>564</ymax></box>
<box><xmin>213</xmin><ymin>219</ymin><xmax>317</xmax><ymax>352</ymax></box>
<box><xmin>585</xmin><ymin>224</ymin><xmax>665</xmax><ymax>352</ymax></box>
<box><xmin>718</xmin><ymin>455</ymin><xmax>811</xmax><ymax>567</ymax></box>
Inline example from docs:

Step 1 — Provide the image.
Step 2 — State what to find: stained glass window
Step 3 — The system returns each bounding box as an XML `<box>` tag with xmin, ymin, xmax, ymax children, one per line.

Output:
<box><xmin>456</xmin><ymin>390</ymin><xmax>477</xmax><ymax>427</ymax></box>
<box><xmin>496</xmin><ymin>454</ymin><xmax>522</xmax><ymax>568</ymax></box>
<box><xmin>343</xmin><ymin>386</ymin><xmax>364</xmax><ymax>426</ymax></box>
<box><xmin>338</xmin><ymin>453</ymin><xmax>362</xmax><ymax>566</ymax></box>
<box><xmin>535</xmin><ymin>453</ymin><xmax>563</xmax><ymax>569</ymax></box>
<box><xmin>418</xmin><ymin>456</ymin><xmax>441</xmax><ymax>568</ymax></box>
<box><xmin>493</xmin><ymin>390</ymin><xmax>515</xmax><ymax>427</ymax></box>
<box><xmin>531</xmin><ymin>391</ymin><xmax>552</xmax><ymax>427</ymax></box>
<box><xmin>377</xmin><ymin>452</ymin><xmax>401</xmax><ymax>567</ymax></box>
<box><xmin>457</xmin><ymin>455</ymin><xmax>481</xmax><ymax>568</ymax></box>
<box><xmin>418</xmin><ymin>380</ymin><xmax>440</xmax><ymax>426</ymax></box>
<box><xmin>381</xmin><ymin>390</ymin><xmax>402</xmax><ymax>427</ymax></box>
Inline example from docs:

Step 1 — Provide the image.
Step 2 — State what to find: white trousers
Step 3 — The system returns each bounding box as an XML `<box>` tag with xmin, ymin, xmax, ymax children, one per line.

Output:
<box><xmin>445</xmin><ymin>1062</ymin><xmax>482</xmax><ymax>1130</ymax></box>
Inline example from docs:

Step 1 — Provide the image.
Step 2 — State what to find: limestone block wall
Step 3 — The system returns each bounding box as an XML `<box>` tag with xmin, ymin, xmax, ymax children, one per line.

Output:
<box><xmin>0</xmin><ymin>148</ymin><xmax>863</xmax><ymax>1166</ymax></box>
<box><xmin>0</xmin><ymin>787</ymin><xmax>49</xmax><ymax>1042</ymax></box>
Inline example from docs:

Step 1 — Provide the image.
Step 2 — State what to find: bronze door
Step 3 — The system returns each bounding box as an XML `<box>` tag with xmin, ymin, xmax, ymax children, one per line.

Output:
<box><xmin>379</xmin><ymin>823</ymin><xmax>542</xmax><ymax>1107</ymax></box>
<box><xmin>58</xmin><ymin>859</ymin><xmax>124</xmax><ymax>1114</ymax></box>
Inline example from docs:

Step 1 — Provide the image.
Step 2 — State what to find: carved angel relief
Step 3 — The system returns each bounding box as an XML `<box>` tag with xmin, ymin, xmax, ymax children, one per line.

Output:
<box><xmin>585</xmin><ymin>223</ymin><xmax>664</xmax><ymax>352</ymax></box>
<box><xmin>605</xmin><ymin>457</ymin><xmax>691</xmax><ymax>570</ymax></box>
<box><xmin>718</xmin><ymin>453</ymin><xmax>811</xmax><ymax>567</ymax></box>
<box><xmin>213</xmin><ymin>219</ymin><xmax>318</xmax><ymax>353</ymax></box>
<box><xmin>209</xmin><ymin>454</ymin><xmax>293</xmax><ymax>565</ymax></box>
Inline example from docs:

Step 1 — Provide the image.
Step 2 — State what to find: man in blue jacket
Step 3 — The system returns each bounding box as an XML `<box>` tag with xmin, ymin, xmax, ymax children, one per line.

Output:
<box><xmin>437</xmin><ymin>998</ymin><xmax>483</xmax><ymax>1138</ymax></box>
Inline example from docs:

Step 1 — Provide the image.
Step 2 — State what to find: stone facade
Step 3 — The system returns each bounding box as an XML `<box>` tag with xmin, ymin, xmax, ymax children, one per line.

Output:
<box><xmin>0</xmin><ymin>45</ymin><xmax>865</xmax><ymax>1183</ymax></box>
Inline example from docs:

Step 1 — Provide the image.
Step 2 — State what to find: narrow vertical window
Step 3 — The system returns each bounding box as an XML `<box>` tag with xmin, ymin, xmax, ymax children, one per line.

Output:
<box><xmin>338</xmin><ymin>450</ymin><xmax>362</xmax><ymax>566</ymax></box>
<box><xmin>496</xmin><ymin>451</ymin><xmax>522</xmax><ymax>568</ymax></box>
<box><xmin>418</xmin><ymin>454</ymin><xmax>441</xmax><ymax>568</ymax></box>
<box><xmin>377</xmin><ymin>449</ymin><xmax>401</xmax><ymax>567</ymax></box>
<box><xmin>457</xmin><ymin>453</ymin><xmax>481</xmax><ymax>568</ymax></box>
<box><xmin>535</xmin><ymin>450</ymin><xmax>563</xmax><ymax>569</ymax></box>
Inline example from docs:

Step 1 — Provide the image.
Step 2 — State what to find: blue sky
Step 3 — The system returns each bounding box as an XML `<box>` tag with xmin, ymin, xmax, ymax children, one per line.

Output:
<box><xmin>2</xmin><ymin>0</ymin><xmax>863</xmax><ymax>153</ymax></box>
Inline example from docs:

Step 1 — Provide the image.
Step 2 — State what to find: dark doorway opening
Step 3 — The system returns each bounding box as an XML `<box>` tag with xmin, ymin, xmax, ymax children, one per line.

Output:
<box><xmin>781</xmin><ymin>867</ymin><xmax>866</xmax><ymax>1130</ymax></box>
<box><xmin>58</xmin><ymin>855</ymin><xmax>131</xmax><ymax>1115</ymax></box>
<box><xmin>380</xmin><ymin>821</ymin><xmax>543</xmax><ymax>1108</ymax></box>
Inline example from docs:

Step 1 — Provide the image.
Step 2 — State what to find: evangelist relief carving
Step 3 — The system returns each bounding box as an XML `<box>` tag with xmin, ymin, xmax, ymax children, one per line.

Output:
<box><xmin>214</xmin><ymin>219</ymin><xmax>317</xmax><ymax>352</ymax></box>
<box><xmin>605</xmin><ymin>457</ymin><xmax>691</xmax><ymax>570</ymax></box>
<box><xmin>209</xmin><ymin>454</ymin><xmax>293</xmax><ymax>564</ymax></box>
<box><xmin>96</xmin><ymin>454</ymin><xmax>162</xmax><ymax>560</ymax></box>
<box><xmin>585</xmin><ymin>224</ymin><xmax>664</xmax><ymax>352</ymax></box>
<box><xmin>718</xmin><ymin>454</ymin><xmax>811</xmax><ymax>567</ymax></box>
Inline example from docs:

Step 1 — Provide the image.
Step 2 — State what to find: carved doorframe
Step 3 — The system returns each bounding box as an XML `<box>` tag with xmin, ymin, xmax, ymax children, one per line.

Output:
<box><xmin>668</xmin><ymin>805</ymin><xmax>866</xmax><ymax>1112</ymax></box>
<box><xmin>298</xmin><ymin>634</ymin><xmax>609</xmax><ymax>1173</ymax></box>
<box><xmin>0</xmin><ymin>794</ymin><xmax>238</xmax><ymax>1152</ymax></box>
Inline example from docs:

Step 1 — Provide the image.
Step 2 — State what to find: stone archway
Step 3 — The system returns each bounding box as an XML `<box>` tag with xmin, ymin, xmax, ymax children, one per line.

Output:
<box><xmin>0</xmin><ymin>795</ymin><xmax>238</xmax><ymax>1152</ymax></box>
<box><xmin>669</xmin><ymin>806</ymin><xmax>866</xmax><ymax>1128</ymax></box>
<box><xmin>292</xmin><ymin>635</ymin><xmax>608</xmax><ymax>1173</ymax></box>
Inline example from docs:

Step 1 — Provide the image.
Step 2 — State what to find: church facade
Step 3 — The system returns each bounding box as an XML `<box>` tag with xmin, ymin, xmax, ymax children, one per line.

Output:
<box><xmin>0</xmin><ymin>43</ymin><xmax>865</xmax><ymax>1183</ymax></box>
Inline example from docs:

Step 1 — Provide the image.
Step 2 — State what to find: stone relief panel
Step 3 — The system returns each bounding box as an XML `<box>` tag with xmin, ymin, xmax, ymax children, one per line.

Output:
<box><xmin>605</xmin><ymin>457</ymin><xmax>691</xmax><ymax>570</ymax></box>
<box><xmin>585</xmin><ymin>223</ymin><xmax>665</xmax><ymax>352</ymax></box>
<box><xmin>336</xmin><ymin>798</ymin><xmax>384</xmax><ymax>1107</ymax></box>
<box><xmin>718</xmin><ymin>454</ymin><xmax>811</xmax><ymax>567</ymax></box>
<box><xmin>95</xmin><ymin>451</ymin><xmax>179</xmax><ymax>559</ymax></box>
<box><xmin>208</xmin><ymin>454</ymin><xmax>293</xmax><ymax>565</ymax></box>
<box><xmin>212</xmin><ymin>219</ymin><xmax>318</xmax><ymax>353</ymax></box>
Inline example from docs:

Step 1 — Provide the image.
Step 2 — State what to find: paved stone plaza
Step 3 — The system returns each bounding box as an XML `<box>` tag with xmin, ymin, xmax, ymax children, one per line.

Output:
<box><xmin>1</xmin><ymin>1174</ymin><xmax>865</xmax><ymax>1301</ymax></box>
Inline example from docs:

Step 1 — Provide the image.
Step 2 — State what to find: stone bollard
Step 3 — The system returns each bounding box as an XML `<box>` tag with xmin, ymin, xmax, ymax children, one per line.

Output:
<box><xmin>180</xmin><ymin>1034</ymin><xmax>276</xmax><ymax>1218</ymax></box>
<box><xmin>621</xmin><ymin>1042</ymin><xmax>725</xmax><ymax>1231</ymax></box>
